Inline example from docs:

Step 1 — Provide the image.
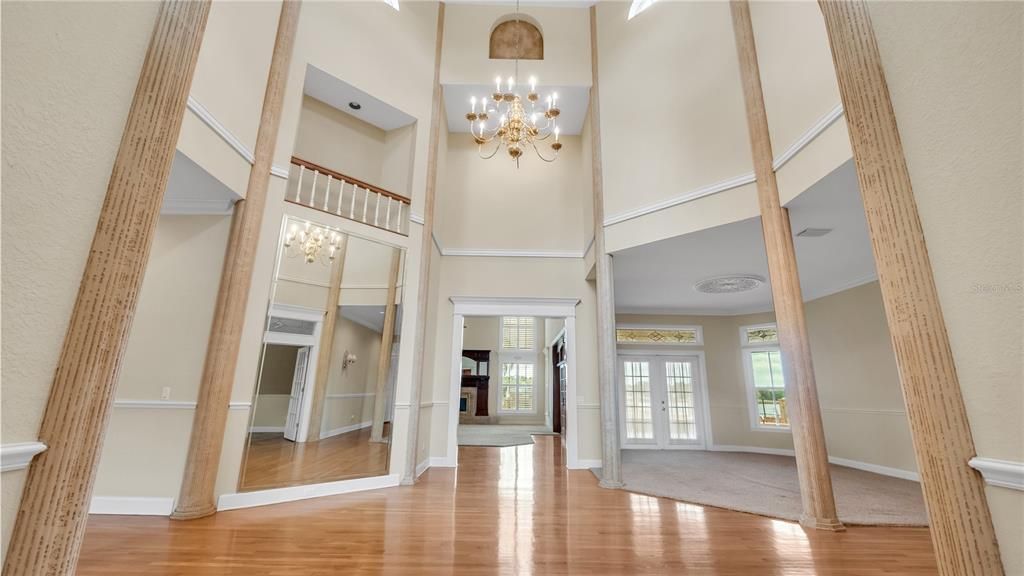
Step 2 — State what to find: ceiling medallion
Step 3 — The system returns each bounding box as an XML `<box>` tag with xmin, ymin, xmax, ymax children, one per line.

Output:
<box><xmin>694</xmin><ymin>275</ymin><xmax>766</xmax><ymax>294</ymax></box>
<box><xmin>465</xmin><ymin>1</ymin><xmax>562</xmax><ymax>166</ymax></box>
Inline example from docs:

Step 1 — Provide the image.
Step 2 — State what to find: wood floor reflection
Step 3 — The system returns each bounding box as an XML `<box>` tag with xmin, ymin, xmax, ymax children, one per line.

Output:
<box><xmin>239</xmin><ymin>426</ymin><xmax>390</xmax><ymax>491</ymax></box>
<box><xmin>80</xmin><ymin>436</ymin><xmax>938</xmax><ymax>575</ymax></box>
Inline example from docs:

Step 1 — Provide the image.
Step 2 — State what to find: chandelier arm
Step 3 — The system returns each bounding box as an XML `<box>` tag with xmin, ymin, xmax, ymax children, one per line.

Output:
<box><xmin>531</xmin><ymin>141</ymin><xmax>558</xmax><ymax>163</ymax></box>
<box><xmin>478</xmin><ymin>140</ymin><xmax>502</xmax><ymax>160</ymax></box>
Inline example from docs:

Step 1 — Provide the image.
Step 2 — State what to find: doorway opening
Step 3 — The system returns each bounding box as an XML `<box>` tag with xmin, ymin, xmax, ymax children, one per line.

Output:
<box><xmin>617</xmin><ymin>352</ymin><xmax>710</xmax><ymax>450</ymax></box>
<box><xmin>444</xmin><ymin>297</ymin><xmax>583</xmax><ymax>469</ymax></box>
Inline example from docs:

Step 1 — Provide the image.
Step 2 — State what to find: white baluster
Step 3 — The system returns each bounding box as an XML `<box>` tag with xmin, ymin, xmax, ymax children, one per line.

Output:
<box><xmin>294</xmin><ymin>165</ymin><xmax>305</xmax><ymax>202</ymax></box>
<box><xmin>349</xmin><ymin>183</ymin><xmax>356</xmax><ymax>219</ymax></box>
<box><xmin>309</xmin><ymin>170</ymin><xmax>319</xmax><ymax>208</ymax></box>
<box><xmin>336</xmin><ymin>180</ymin><xmax>346</xmax><ymax>215</ymax></box>
<box><xmin>373</xmin><ymin>192</ymin><xmax>380</xmax><ymax>227</ymax></box>
<box><xmin>324</xmin><ymin>175</ymin><xmax>332</xmax><ymax>211</ymax></box>
<box><xmin>385</xmin><ymin>197</ymin><xmax>393</xmax><ymax>230</ymax></box>
<box><xmin>396</xmin><ymin>202</ymin><xmax>403</xmax><ymax>234</ymax></box>
<box><xmin>362</xmin><ymin>187</ymin><xmax>369</xmax><ymax>223</ymax></box>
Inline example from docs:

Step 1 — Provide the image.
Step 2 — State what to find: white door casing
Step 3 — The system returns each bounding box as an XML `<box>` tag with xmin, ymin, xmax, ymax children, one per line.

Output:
<box><xmin>284</xmin><ymin>346</ymin><xmax>310</xmax><ymax>441</ymax></box>
<box><xmin>619</xmin><ymin>353</ymin><xmax>709</xmax><ymax>450</ymax></box>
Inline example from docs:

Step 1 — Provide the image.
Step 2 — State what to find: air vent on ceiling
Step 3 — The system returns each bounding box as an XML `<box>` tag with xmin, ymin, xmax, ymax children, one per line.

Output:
<box><xmin>796</xmin><ymin>227</ymin><xmax>833</xmax><ymax>238</ymax></box>
<box><xmin>694</xmin><ymin>275</ymin><xmax>766</xmax><ymax>294</ymax></box>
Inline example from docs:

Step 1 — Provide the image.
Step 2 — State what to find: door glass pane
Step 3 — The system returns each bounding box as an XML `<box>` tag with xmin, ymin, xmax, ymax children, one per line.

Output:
<box><xmin>623</xmin><ymin>360</ymin><xmax>653</xmax><ymax>440</ymax></box>
<box><xmin>665</xmin><ymin>361</ymin><xmax>697</xmax><ymax>440</ymax></box>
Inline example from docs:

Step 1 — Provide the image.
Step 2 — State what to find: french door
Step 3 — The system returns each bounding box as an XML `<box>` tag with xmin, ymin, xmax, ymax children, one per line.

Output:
<box><xmin>619</xmin><ymin>355</ymin><xmax>705</xmax><ymax>449</ymax></box>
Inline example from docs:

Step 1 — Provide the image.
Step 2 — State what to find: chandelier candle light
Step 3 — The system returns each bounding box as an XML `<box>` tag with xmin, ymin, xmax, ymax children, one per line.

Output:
<box><xmin>284</xmin><ymin>220</ymin><xmax>341</xmax><ymax>264</ymax></box>
<box><xmin>466</xmin><ymin>76</ymin><xmax>562</xmax><ymax>165</ymax></box>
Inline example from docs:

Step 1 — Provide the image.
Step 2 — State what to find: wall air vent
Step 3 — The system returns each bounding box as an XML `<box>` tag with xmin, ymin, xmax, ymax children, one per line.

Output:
<box><xmin>796</xmin><ymin>227</ymin><xmax>833</xmax><ymax>238</ymax></box>
<box><xmin>694</xmin><ymin>275</ymin><xmax>766</xmax><ymax>294</ymax></box>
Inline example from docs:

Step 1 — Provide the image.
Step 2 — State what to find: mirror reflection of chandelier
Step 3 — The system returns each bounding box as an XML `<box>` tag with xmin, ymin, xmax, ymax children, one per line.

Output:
<box><xmin>465</xmin><ymin>1</ymin><xmax>562</xmax><ymax>165</ymax></box>
<box><xmin>284</xmin><ymin>220</ymin><xmax>340</xmax><ymax>264</ymax></box>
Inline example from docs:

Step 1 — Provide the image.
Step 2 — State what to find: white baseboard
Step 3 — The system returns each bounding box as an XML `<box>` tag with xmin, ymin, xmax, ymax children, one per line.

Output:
<box><xmin>429</xmin><ymin>456</ymin><xmax>456</xmax><ymax>468</ymax></box>
<box><xmin>709</xmin><ymin>445</ymin><xmax>919</xmax><ymax>482</ymax></box>
<box><xmin>571</xmin><ymin>459</ymin><xmax>602</xmax><ymax>470</ymax></box>
<box><xmin>415</xmin><ymin>459</ymin><xmax>430</xmax><ymax>478</ymax></box>
<box><xmin>217</xmin><ymin>474</ymin><xmax>400</xmax><ymax>511</ymax></box>
<box><xmin>322</xmin><ymin>420</ymin><xmax>372</xmax><ymax>439</ymax></box>
<box><xmin>89</xmin><ymin>496</ymin><xmax>175</xmax><ymax>516</ymax></box>
<box><xmin>249</xmin><ymin>426</ymin><xmax>285</xmax><ymax>433</ymax></box>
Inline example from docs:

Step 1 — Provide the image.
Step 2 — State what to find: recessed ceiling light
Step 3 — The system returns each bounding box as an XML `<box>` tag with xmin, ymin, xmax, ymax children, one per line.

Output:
<box><xmin>796</xmin><ymin>227</ymin><xmax>832</xmax><ymax>238</ymax></box>
<box><xmin>694</xmin><ymin>275</ymin><xmax>766</xmax><ymax>294</ymax></box>
<box><xmin>348</xmin><ymin>102</ymin><xmax>362</xmax><ymax>111</ymax></box>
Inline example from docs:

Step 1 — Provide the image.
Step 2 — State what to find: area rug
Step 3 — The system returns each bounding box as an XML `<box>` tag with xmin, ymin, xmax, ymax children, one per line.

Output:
<box><xmin>593</xmin><ymin>450</ymin><xmax>927</xmax><ymax>526</ymax></box>
<box><xmin>457</xmin><ymin>425</ymin><xmax>552</xmax><ymax>447</ymax></box>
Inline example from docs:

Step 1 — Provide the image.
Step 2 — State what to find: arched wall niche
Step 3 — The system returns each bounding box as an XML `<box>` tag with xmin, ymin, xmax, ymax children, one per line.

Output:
<box><xmin>489</xmin><ymin>15</ymin><xmax>543</xmax><ymax>60</ymax></box>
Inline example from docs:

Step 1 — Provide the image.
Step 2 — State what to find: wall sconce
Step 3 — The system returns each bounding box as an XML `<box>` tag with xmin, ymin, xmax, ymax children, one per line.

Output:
<box><xmin>343</xmin><ymin>351</ymin><xmax>358</xmax><ymax>369</ymax></box>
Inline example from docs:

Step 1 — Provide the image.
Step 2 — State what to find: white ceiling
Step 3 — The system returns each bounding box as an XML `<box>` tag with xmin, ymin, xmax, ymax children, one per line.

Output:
<box><xmin>613</xmin><ymin>160</ymin><xmax>878</xmax><ymax>315</ymax></box>
<box><xmin>443</xmin><ymin>83</ymin><xmax>590</xmax><ymax>135</ymax></box>
<box><xmin>304</xmin><ymin>65</ymin><xmax>416</xmax><ymax>132</ymax></box>
<box><xmin>162</xmin><ymin>150</ymin><xmax>241</xmax><ymax>215</ymax></box>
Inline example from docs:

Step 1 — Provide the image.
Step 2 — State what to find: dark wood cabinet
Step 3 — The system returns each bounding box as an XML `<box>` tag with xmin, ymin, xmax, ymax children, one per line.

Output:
<box><xmin>461</xmin><ymin>349</ymin><xmax>491</xmax><ymax>417</ymax></box>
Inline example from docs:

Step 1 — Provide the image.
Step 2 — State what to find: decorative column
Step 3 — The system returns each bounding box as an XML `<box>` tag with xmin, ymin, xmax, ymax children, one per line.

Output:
<box><xmin>306</xmin><ymin>234</ymin><xmax>348</xmax><ymax>442</ymax></box>
<box><xmin>730</xmin><ymin>0</ymin><xmax>842</xmax><ymax>530</ymax></box>
<box><xmin>2</xmin><ymin>2</ymin><xmax>211</xmax><ymax>573</ymax></box>
<box><xmin>818</xmin><ymin>1</ymin><xmax>1003</xmax><ymax>571</ymax></box>
<box><xmin>172</xmin><ymin>0</ymin><xmax>300</xmax><ymax>519</ymax></box>
<box><xmin>371</xmin><ymin>248</ymin><xmax>402</xmax><ymax>442</ymax></box>
<box><xmin>402</xmin><ymin>2</ymin><xmax>445</xmax><ymax>485</ymax></box>
<box><xmin>590</xmin><ymin>5</ymin><xmax>622</xmax><ymax>488</ymax></box>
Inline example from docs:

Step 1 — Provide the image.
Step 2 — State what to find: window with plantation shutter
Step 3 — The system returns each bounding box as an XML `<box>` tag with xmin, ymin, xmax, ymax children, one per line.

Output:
<box><xmin>502</xmin><ymin>316</ymin><xmax>535</xmax><ymax>351</ymax></box>
<box><xmin>500</xmin><ymin>362</ymin><xmax>535</xmax><ymax>413</ymax></box>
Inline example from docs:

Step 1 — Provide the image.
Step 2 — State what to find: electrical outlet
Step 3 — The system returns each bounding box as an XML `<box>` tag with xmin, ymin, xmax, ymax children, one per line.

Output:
<box><xmin>160</xmin><ymin>386</ymin><xmax>171</xmax><ymax>400</ymax></box>
<box><xmin>350</xmin><ymin>414</ymin><xmax>356</xmax><ymax>422</ymax></box>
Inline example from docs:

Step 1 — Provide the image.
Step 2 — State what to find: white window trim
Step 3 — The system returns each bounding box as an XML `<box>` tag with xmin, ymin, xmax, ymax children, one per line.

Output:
<box><xmin>496</xmin><ymin>358</ymin><xmax>538</xmax><ymax>415</ymax></box>
<box><xmin>615</xmin><ymin>323</ymin><xmax>704</xmax><ymax>346</ymax></box>
<box><xmin>739</xmin><ymin>323</ymin><xmax>790</xmax><ymax>433</ymax></box>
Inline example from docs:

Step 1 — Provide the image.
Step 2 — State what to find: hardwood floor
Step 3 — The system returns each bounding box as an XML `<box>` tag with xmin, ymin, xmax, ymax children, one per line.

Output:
<box><xmin>238</xmin><ymin>427</ymin><xmax>390</xmax><ymax>491</ymax></box>
<box><xmin>79</xmin><ymin>436</ymin><xmax>938</xmax><ymax>575</ymax></box>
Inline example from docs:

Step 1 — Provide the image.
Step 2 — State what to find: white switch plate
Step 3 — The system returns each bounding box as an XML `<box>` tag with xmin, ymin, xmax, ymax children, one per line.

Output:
<box><xmin>160</xmin><ymin>387</ymin><xmax>171</xmax><ymax>400</ymax></box>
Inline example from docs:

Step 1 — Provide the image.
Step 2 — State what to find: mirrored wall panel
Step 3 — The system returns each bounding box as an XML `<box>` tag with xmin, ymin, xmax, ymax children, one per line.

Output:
<box><xmin>239</xmin><ymin>216</ymin><xmax>405</xmax><ymax>491</ymax></box>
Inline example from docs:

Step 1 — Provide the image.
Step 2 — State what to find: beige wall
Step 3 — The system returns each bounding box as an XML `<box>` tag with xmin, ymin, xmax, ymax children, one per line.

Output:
<box><xmin>441</xmin><ymin>4</ymin><xmax>591</xmax><ymax>87</ymax></box>
<box><xmin>618</xmin><ymin>282</ymin><xmax>917</xmax><ymax>473</ymax></box>
<box><xmin>251</xmin><ymin>345</ymin><xmax>297</xmax><ymax>429</ymax></box>
<box><xmin>0</xmin><ymin>3</ymin><xmax>161</xmax><ymax>551</ymax></box>
<box><xmin>867</xmin><ymin>2</ymin><xmax>1023</xmax><ymax>571</ymax></box>
<box><xmin>322</xmin><ymin>316</ymin><xmax>382</xmax><ymax>435</ymax></box>
<box><xmin>461</xmin><ymin>317</ymin><xmax>547</xmax><ymax>426</ymax></box>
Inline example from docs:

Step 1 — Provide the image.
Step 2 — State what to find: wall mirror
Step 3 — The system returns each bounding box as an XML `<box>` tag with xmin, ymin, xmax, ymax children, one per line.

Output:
<box><xmin>239</xmin><ymin>215</ymin><xmax>405</xmax><ymax>491</ymax></box>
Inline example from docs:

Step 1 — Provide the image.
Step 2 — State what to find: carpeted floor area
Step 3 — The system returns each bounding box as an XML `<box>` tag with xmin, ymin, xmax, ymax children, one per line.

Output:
<box><xmin>594</xmin><ymin>450</ymin><xmax>927</xmax><ymax>526</ymax></box>
<box><xmin>457</xmin><ymin>424</ymin><xmax>554</xmax><ymax>447</ymax></box>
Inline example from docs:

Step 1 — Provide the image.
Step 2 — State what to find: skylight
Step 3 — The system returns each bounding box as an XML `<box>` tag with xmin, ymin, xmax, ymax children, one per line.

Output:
<box><xmin>628</xmin><ymin>0</ymin><xmax>657</xmax><ymax>20</ymax></box>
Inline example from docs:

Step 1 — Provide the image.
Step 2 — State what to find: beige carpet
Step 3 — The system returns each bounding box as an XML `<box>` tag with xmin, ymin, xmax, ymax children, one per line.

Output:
<box><xmin>595</xmin><ymin>450</ymin><xmax>928</xmax><ymax>526</ymax></box>
<box><xmin>457</xmin><ymin>425</ymin><xmax>553</xmax><ymax>447</ymax></box>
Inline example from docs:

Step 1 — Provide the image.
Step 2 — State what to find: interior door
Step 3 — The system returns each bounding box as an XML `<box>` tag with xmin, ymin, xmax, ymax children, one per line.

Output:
<box><xmin>284</xmin><ymin>346</ymin><xmax>310</xmax><ymax>442</ymax></box>
<box><xmin>619</xmin><ymin>355</ymin><xmax>705</xmax><ymax>449</ymax></box>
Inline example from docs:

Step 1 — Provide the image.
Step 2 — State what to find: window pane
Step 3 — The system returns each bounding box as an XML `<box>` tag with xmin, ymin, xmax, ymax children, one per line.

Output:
<box><xmin>749</xmin><ymin>350</ymin><xmax>788</xmax><ymax>427</ymax></box>
<box><xmin>665</xmin><ymin>361</ymin><xmax>696</xmax><ymax>440</ymax></box>
<box><xmin>623</xmin><ymin>360</ymin><xmax>653</xmax><ymax>440</ymax></box>
<box><xmin>616</xmin><ymin>328</ymin><xmax>699</xmax><ymax>344</ymax></box>
<box><xmin>502</xmin><ymin>317</ymin><xmax>535</xmax><ymax>350</ymax></box>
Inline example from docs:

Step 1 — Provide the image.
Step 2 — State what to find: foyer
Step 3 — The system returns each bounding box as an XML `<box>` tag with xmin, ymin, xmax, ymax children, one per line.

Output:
<box><xmin>1</xmin><ymin>0</ymin><xmax>1020</xmax><ymax>575</ymax></box>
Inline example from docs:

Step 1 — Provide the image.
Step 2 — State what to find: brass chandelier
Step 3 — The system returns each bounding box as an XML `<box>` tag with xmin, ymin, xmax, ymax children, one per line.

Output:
<box><xmin>284</xmin><ymin>220</ymin><xmax>341</xmax><ymax>264</ymax></box>
<box><xmin>464</xmin><ymin>2</ymin><xmax>562</xmax><ymax>165</ymax></box>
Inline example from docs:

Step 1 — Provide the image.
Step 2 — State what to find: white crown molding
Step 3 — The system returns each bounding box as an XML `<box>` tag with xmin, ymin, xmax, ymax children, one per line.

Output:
<box><xmin>583</xmin><ymin>235</ymin><xmax>596</xmax><ymax>259</ymax></box>
<box><xmin>450</xmin><ymin>296</ymin><xmax>581</xmax><ymax>318</ymax></box>
<box><xmin>89</xmin><ymin>496</ymin><xmax>175</xmax><ymax>516</ymax></box>
<box><xmin>604</xmin><ymin>172</ymin><xmax>757</xmax><ymax>227</ymax></box>
<box><xmin>709</xmin><ymin>444</ymin><xmax>919</xmax><ymax>482</ymax></box>
<box><xmin>326</xmin><ymin>392</ymin><xmax>375</xmax><ymax>399</ymax></box>
<box><xmin>969</xmin><ymin>457</ymin><xmax>1024</xmax><ymax>491</ymax></box>
<box><xmin>217</xmin><ymin>473</ymin><xmax>400</xmax><ymax>511</ymax></box>
<box><xmin>772</xmin><ymin>104</ymin><xmax>845</xmax><ymax>171</ymax></box>
<box><xmin>111</xmin><ymin>399</ymin><xmax>251</xmax><ymax>410</ymax></box>
<box><xmin>409</xmin><ymin>212</ymin><xmax>426</xmax><ymax>225</ymax></box>
<box><xmin>603</xmin><ymin>104</ymin><xmax>846</xmax><ymax>228</ymax></box>
<box><xmin>186</xmin><ymin>95</ymin><xmax>289</xmax><ymax>179</ymax></box>
<box><xmin>1</xmin><ymin>442</ymin><xmax>47</xmax><ymax>472</ymax></box>
<box><xmin>441</xmin><ymin>248</ymin><xmax>585</xmax><ymax>258</ymax></box>
<box><xmin>431</xmin><ymin>231</ymin><xmax>443</xmax><ymax>254</ymax></box>
<box><xmin>162</xmin><ymin>198</ymin><xmax>235</xmax><ymax>216</ymax></box>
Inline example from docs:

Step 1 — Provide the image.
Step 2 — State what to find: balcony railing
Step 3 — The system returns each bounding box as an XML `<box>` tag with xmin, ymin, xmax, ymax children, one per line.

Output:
<box><xmin>286</xmin><ymin>156</ymin><xmax>410</xmax><ymax>236</ymax></box>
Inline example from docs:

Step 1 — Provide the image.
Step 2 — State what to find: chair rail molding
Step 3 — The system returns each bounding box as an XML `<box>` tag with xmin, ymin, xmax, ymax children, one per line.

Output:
<box><xmin>186</xmin><ymin>95</ymin><xmax>290</xmax><ymax>179</ymax></box>
<box><xmin>1</xmin><ymin>442</ymin><xmax>47</xmax><ymax>472</ymax></box>
<box><xmin>968</xmin><ymin>458</ymin><xmax>1024</xmax><ymax>491</ymax></box>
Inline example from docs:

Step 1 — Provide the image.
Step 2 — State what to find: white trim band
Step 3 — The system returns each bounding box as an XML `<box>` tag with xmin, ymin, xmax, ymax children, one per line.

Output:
<box><xmin>709</xmin><ymin>445</ymin><xmax>920</xmax><ymax>482</ymax></box>
<box><xmin>441</xmin><ymin>248</ymin><xmax>585</xmax><ymax>259</ymax></box>
<box><xmin>186</xmin><ymin>95</ymin><xmax>289</xmax><ymax>179</ymax></box>
<box><xmin>969</xmin><ymin>457</ymin><xmax>1024</xmax><ymax>491</ymax></box>
<box><xmin>772</xmin><ymin>104</ymin><xmax>845</xmax><ymax>171</ymax></box>
<box><xmin>217</xmin><ymin>473</ymin><xmax>400</xmax><ymax>511</ymax></box>
<box><xmin>1</xmin><ymin>442</ymin><xmax>47</xmax><ymax>472</ymax></box>
<box><xmin>409</xmin><ymin>212</ymin><xmax>426</xmax><ymax>225</ymax></box>
<box><xmin>111</xmin><ymin>399</ymin><xmax>252</xmax><ymax>410</ymax></box>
